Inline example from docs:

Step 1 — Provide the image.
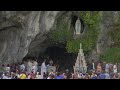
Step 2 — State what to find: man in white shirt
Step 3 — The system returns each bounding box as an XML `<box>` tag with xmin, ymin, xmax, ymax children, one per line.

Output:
<box><xmin>92</xmin><ymin>60</ymin><xmax>95</xmax><ymax>70</ymax></box>
<box><xmin>113</xmin><ymin>63</ymin><xmax>117</xmax><ymax>73</ymax></box>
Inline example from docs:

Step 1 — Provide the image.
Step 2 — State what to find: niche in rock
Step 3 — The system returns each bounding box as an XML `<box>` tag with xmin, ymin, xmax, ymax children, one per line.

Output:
<box><xmin>71</xmin><ymin>15</ymin><xmax>84</xmax><ymax>34</ymax></box>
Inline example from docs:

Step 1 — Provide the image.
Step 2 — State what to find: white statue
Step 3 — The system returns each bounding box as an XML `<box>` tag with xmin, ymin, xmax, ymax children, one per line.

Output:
<box><xmin>75</xmin><ymin>17</ymin><xmax>81</xmax><ymax>35</ymax></box>
<box><xmin>41</xmin><ymin>60</ymin><xmax>47</xmax><ymax>79</ymax></box>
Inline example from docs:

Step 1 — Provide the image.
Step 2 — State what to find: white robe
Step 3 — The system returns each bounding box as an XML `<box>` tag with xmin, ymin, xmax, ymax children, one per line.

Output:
<box><xmin>35</xmin><ymin>75</ymin><xmax>42</xmax><ymax>79</ymax></box>
<box><xmin>27</xmin><ymin>62</ymin><xmax>32</xmax><ymax>73</ymax></box>
<box><xmin>113</xmin><ymin>65</ymin><xmax>117</xmax><ymax>73</ymax></box>
<box><xmin>33</xmin><ymin>61</ymin><xmax>38</xmax><ymax>73</ymax></box>
<box><xmin>92</xmin><ymin>63</ymin><xmax>95</xmax><ymax>70</ymax></box>
<box><xmin>32</xmin><ymin>65</ymin><xmax>36</xmax><ymax>74</ymax></box>
<box><xmin>41</xmin><ymin>62</ymin><xmax>47</xmax><ymax>78</ymax></box>
<box><xmin>75</xmin><ymin>18</ymin><xmax>81</xmax><ymax>35</ymax></box>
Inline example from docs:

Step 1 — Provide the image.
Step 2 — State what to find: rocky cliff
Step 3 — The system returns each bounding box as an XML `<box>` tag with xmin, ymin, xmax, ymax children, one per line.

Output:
<box><xmin>88</xmin><ymin>11</ymin><xmax>120</xmax><ymax>62</ymax></box>
<box><xmin>0</xmin><ymin>11</ymin><xmax>64</xmax><ymax>64</ymax></box>
<box><xmin>0</xmin><ymin>11</ymin><xmax>119</xmax><ymax>64</ymax></box>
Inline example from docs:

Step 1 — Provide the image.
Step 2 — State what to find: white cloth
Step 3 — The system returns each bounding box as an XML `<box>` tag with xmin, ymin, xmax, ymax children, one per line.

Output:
<box><xmin>47</xmin><ymin>77</ymin><xmax>51</xmax><ymax>79</ymax></box>
<box><xmin>6</xmin><ymin>67</ymin><xmax>10</xmax><ymax>72</ymax></box>
<box><xmin>33</xmin><ymin>61</ymin><xmax>38</xmax><ymax>72</ymax></box>
<box><xmin>21</xmin><ymin>64</ymin><xmax>25</xmax><ymax>71</ymax></box>
<box><xmin>27</xmin><ymin>75</ymin><xmax>31</xmax><ymax>79</ymax></box>
<box><xmin>2</xmin><ymin>76</ymin><xmax>9</xmax><ymax>79</ymax></box>
<box><xmin>32</xmin><ymin>66</ymin><xmax>36</xmax><ymax>70</ymax></box>
<box><xmin>78</xmin><ymin>74</ymin><xmax>82</xmax><ymax>79</ymax></box>
<box><xmin>105</xmin><ymin>64</ymin><xmax>109</xmax><ymax>72</ymax></box>
<box><xmin>106</xmin><ymin>64</ymin><xmax>109</xmax><ymax>69</ymax></box>
<box><xmin>41</xmin><ymin>62</ymin><xmax>47</xmax><ymax>79</ymax></box>
<box><xmin>113</xmin><ymin>65</ymin><xmax>117</xmax><ymax>73</ymax></box>
<box><xmin>32</xmin><ymin>65</ymin><xmax>36</xmax><ymax>74</ymax></box>
<box><xmin>35</xmin><ymin>75</ymin><xmax>42</xmax><ymax>79</ymax></box>
<box><xmin>27</xmin><ymin>62</ymin><xmax>32</xmax><ymax>73</ymax></box>
<box><xmin>16</xmin><ymin>74</ymin><xmax>20</xmax><ymax>79</ymax></box>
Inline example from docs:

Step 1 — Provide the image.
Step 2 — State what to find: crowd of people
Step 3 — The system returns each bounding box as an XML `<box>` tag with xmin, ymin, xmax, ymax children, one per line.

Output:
<box><xmin>0</xmin><ymin>58</ymin><xmax>119</xmax><ymax>79</ymax></box>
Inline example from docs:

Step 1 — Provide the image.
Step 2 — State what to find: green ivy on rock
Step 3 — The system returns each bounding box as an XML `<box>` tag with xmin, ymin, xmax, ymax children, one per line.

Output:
<box><xmin>66</xmin><ymin>26</ymin><xmax>99</xmax><ymax>53</ymax></box>
<box><xmin>66</xmin><ymin>11</ymin><xmax>100</xmax><ymax>53</ymax></box>
<box><xmin>100</xmin><ymin>47</ymin><xmax>120</xmax><ymax>63</ymax></box>
<box><xmin>49</xmin><ymin>11</ymin><xmax>101</xmax><ymax>53</ymax></box>
<box><xmin>108</xmin><ymin>21</ymin><xmax>120</xmax><ymax>47</ymax></box>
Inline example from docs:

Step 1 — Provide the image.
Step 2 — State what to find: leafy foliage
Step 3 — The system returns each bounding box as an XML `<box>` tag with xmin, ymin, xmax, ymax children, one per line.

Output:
<box><xmin>49</xmin><ymin>11</ymin><xmax>101</xmax><ymax>53</ymax></box>
<box><xmin>101</xmin><ymin>13</ymin><xmax>120</xmax><ymax>63</ymax></box>
<box><xmin>100</xmin><ymin>47</ymin><xmax>120</xmax><ymax>63</ymax></box>
<box><xmin>80</xmin><ymin>11</ymin><xmax>100</xmax><ymax>28</ymax></box>
<box><xmin>66</xmin><ymin>11</ymin><xmax>100</xmax><ymax>53</ymax></box>
<box><xmin>66</xmin><ymin>26</ymin><xmax>99</xmax><ymax>53</ymax></box>
<box><xmin>108</xmin><ymin>23</ymin><xmax>120</xmax><ymax>47</ymax></box>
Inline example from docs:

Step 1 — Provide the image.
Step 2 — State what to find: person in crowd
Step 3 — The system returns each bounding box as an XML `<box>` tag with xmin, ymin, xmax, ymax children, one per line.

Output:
<box><xmin>41</xmin><ymin>60</ymin><xmax>47</xmax><ymax>79</ymax></box>
<box><xmin>105</xmin><ymin>63</ymin><xmax>109</xmax><ymax>73</ymax></box>
<box><xmin>98</xmin><ymin>72</ymin><xmax>106</xmax><ymax>79</ymax></box>
<box><xmin>1</xmin><ymin>57</ymin><xmax>120</xmax><ymax>79</ymax></box>
<box><xmin>15</xmin><ymin>69</ymin><xmax>20</xmax><ymax>79</ymax></box>
<box><xmin>91</xmin><ymin>72</ymin><xmax>97</xmax><ymax>79</ymax></box>
<box><xmin>35</xmin><ymin>72</ymin><xmax>42</xmax><ymax>79</ymax></box>
<box><xmin>104</xmin><ymin>70</ymin><xmax>110</xmax><ymax>79</ymax></box>
<box><xmin>112</xmin><ymin>73</ymin><xmax>119</xmax><ymax>79</ymax></box>
<box><xmin>55</xmin><ymin>72</ymin><xmax>64</xmax><ymax>79</ymax></box>
<box><xmin>19</xmin><ymin>71</ymin><xmax>26</xmax><ymax>79</ymax></box>
<box><xmin>65</xmin><ymin>69</ymin><xmax>71</xmax><ymax>79</ymax></box>
<box><xmin>2</xmin><ymin>72</ymin><xmax>9</xmax><ymax>79</ymax></box>
<box><xmin>91</xmin><ymin>60</ymin><xmax>95</xmax><ymax>70</ymax></box>
<box><xmin>109</xmin><ymin>63</ymin><xmax>113</xmax><ymax>73</ymax></box>
<box><xmin>32</xmin><ymin>63</ymin><xmax>36</xmax><ymax>74</ymax></box>
<box><xmin>43</xmin><ymin>72</ymin><xmax>47</xmax><ymax>79</ymax></box>
<box><xmin>49</xmin><ymin>59</ymin><xmax>53</xmax><ymax>66</ymax></box>
<box><xmin>96</xmin><ymin>63</ymin><xmax>102</xmax><ymax>75</ymax></box>
<box><xmin>113</xmin><ymin>63</ymin><xmax>117</xmax><ymax>74</ymax></box>
<box><xmin>5</xmin><ymin>64</ymin><xmax>10</xmax><ymax>73</ymax></box>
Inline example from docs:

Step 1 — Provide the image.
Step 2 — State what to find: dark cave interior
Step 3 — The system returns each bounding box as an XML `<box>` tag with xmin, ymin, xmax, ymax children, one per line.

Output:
<box><xmin>41</xmin><ymin>45</ymin><xmax>77</xmax><ymax>72</ymax></box>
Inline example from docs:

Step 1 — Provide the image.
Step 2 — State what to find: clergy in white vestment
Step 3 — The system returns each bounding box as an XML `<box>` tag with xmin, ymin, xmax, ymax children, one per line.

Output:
<box><xmin>41</xmin><ymin>60</ymin><xmax>47</xmax><ymax>79</ymax></box>
<box><xmin>27</xmin><ymin>61</ymin><xmax>33</xmax><ymax>73</ymax></box>
<box><xmin>33</xmin><ymin>61</ymin><xmax>38</xmax><ymax>73</ymax></box>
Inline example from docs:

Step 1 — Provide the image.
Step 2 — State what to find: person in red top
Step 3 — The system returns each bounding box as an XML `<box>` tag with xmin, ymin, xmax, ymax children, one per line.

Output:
<box><xmin>96</xmin><ymin>63</ymin><xmax>102</xmax><ymax>75</ymax></box>
<box><xmin>30</xmin><ymin>71</ymin><xmax>35</xmax><ymax>79</ymax></box>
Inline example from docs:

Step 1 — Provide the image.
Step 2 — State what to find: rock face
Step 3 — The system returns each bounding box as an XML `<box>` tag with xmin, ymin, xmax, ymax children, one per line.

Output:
<box><xmin>0</xmin><ymin>11</ymin><xmax>119</xmax><ymax>64</ymax></box>
<box><xmin>87</xmin><ymin>11</ymin><xmax>120</xmax><ymax>62</ymax></box>
<box><xmin>0</xmin><ymin>11</ymin><xmax>63</xmax><ymax>64</ymax></box>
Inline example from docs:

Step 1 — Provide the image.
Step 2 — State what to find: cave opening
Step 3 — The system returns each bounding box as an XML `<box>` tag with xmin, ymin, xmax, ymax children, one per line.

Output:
<box><xmin>38</xmin><ymin>44</ymin><xmax>77</xmax><ymax>73</ymax></box>
<box><xmin>23</xmin><ymin>14</ymin><xmax>85</xmax><ymax>73</ymax></box>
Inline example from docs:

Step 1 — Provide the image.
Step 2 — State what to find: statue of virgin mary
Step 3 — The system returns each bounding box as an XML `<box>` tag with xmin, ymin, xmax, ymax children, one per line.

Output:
<box><xmin>75</xmin><ymin>17</ymin><xmax>81</xmax><ymax>35</ymax></box>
